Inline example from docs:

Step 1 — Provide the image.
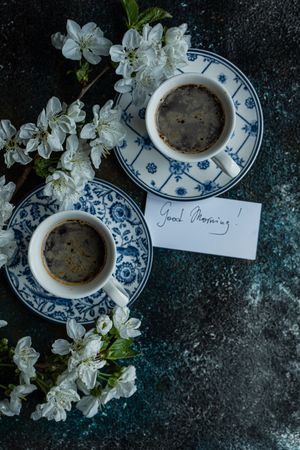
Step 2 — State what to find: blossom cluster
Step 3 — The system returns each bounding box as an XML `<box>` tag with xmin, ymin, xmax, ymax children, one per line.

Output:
<box><xmin>0</xmin><ymin>176</ymin><xmax>17</xmax><ymax>269</ymax></box>
<box><xmin>52</xmin><ymin>19</ymin><xmax>112</xmax><ymax>65</ymax></box>
<box><xmin>0</xmin><ymin>97</ymin><xmax>125</xmax><ymax>210</ymax></box>
<box><xmin>0</xmin><ymin>307</ymin><xmax>141</xmax><ymax>421</ymax></box>
<box><xmin>110</xmin><ymin>23</ymin><xmax>191</xmax><ymax>106</ymax></box>
<box><xmin>0</xmin><ymin>321</ymin><xmax>39</xmax><ymax>416</ymax></box>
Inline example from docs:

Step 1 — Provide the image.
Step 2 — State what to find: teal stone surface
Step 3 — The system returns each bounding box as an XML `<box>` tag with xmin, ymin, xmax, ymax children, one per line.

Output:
<box><xmin>0</xmin><ymin>0</ymin><xmax>299</xmax><ymax>449</ymax></box>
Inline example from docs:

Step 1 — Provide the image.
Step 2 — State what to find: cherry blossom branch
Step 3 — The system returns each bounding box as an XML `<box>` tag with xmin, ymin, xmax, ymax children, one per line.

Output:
<box><xmin>11</xmin><ymin>65</ymin><xmax>112</xmax><ymax>199</ymax></box>
<box><xmin>77</xmin><ymin>65</ymin><xmax>111</xmax><ymax>100</ymax></box>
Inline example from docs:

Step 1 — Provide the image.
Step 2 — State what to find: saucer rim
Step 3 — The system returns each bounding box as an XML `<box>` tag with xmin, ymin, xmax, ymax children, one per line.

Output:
<box><xmin>4</xmin><ymin>178</ymin><xmax>153</xmax><ymax>324</ymax></box>
<box><xmin>114</xmin><ymin>48</ymin><xmax>264</xmax><ymax>201</ymax></box>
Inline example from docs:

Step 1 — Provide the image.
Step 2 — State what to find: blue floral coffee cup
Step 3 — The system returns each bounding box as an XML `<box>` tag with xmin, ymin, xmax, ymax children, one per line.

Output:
<box><xmin>28</xmin><ymin>210</ymin><xmax>129</xmax><ymax>306</ymax></box>
<box><xmin>146</xmin><ymin>73</ymin><xmax>240</xmax><ymax>178</ymax></box>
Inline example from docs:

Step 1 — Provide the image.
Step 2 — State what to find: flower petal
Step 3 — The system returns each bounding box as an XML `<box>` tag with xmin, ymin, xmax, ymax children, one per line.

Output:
<box><xmin>46</xmin><ymin>97</ymin><xmax>62</xmax><ymax>118</ymax></box>
<box><xmin>19</xmin><ymin>123</ymin><xmax>37</xmax><ymax>140</ymax></box>
<box><xmin>51</xmin><ymin>32</ymin><xmax>66</xmax><ymax>50</ymax></box>
<box><xmin>81</xmin><ymin>22</ymin><xmax>97</xmax><ymax>34</ymax></box>
<box><xmin>114</xmin><ymin>78</ymin><xmax>133</xmax><ymax>94</ymax></box>
<box><xmin>109</xmin><ymin>45</ymin><xmax>125</xmax><ymax>63</ymax></box>
<box><xmin>0</xmin><ymin>120</ymin><xmax>16</xmax><ymax>140</ymax></box>
<box><xmin>67</xmin><ymin>319</ymin><xmax>86</xmax><ymax>341</ymax></box>
<box><xmin>90</xmin><ymin>37</ymin><xmax>112</xmax><ymax>56</ymax></box>
<box><xmin>66</xmin><ymin>19</ymin><xmax>81</xmax><ymax>41</ymax></box>
<box><xmin>25</xmin><ymin>138</ymin><xmax>39</xmax><ymax>153</ymax></box>
<box><xmin>80</xmin><ymin>123</ymin><xmax>96</xmax><ymax>140</ymax></box>
<box><xmin>82</xmin><ymin>48</ymin><xmax>101</xmax><ymax>65</ymax></box>
<box><xmin>76</xmin><ymin>396</ymin><xmax>99</xmax><ymax>418</ymax></box>
<box><xmin>66</xmin><ymin>134</ymin><xmax>79</xmax><ymax>153</ymax></box>
<box><xmin>90</xmin><ymin>145</ymin><xmax>103</xmax><ymax>169</ymax></box>
<box><xmin>52</xmin><ymin>339</ymin><xmax>71</xmax><ymax>355</ymax></box>
<box><xmin>47</xmin><ymin>132</ymin><xmax>63</xmax><ymax>152</ymax></box>
<box><xmin>62</xmin><ymin>39</ymin><xmax>81</xmax><ymax>61</ymax></box>
<box><xmin>113</xmin><ymin>306</ymin><xmax>129</xmax><ymax>329</ymax></box>
<box><xmin>122</xmin><ymin>29</ymin><xmax>141</xmax><ymax>49</ymax></box>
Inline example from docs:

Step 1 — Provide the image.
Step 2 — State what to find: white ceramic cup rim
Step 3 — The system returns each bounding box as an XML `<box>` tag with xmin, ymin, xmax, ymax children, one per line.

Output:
<box><xmin>28</xmin><ymin>210</ymin><xmax>117</xmax><ymax>299</ymax></box>
<box><xmin>145</xmin><ymin>73</ymin><xmax>236</xmax><ymax>162</ymax></box>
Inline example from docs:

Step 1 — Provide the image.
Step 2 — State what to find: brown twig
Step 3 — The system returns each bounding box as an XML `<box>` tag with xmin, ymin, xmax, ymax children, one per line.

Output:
<box><xmin>12</xmin><ymin>162</ymin><xmax>33</xmax><ymax>200</ymax></box>
<box><xmin>77</xmin><ymin>65</ymin><xmax>111</xmax><ymax>100</ymax></box>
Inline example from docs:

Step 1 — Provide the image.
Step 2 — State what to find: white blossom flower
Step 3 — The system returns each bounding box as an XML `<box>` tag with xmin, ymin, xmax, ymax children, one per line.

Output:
<box><xmin>76</xmin><ymin>392</ymin><xmax>101</xmax><ymax>418</ymax></box>
<box><xmin>0</xmin><ymin>319</ymin><xmax>7</xmax><ymax>328</ymax></box>
<box><xmin>110</xmin><ymin>29</ymin><xmax>143</xmax><ymax>78</ymax></box>
<box><xmin>67</xmin><ymin>99</ymin><xmax>86</xmax><ymax>124</ymax></box>
<box><xmin>0</xmin><ymin>228</ymin><xmax>17</xmax><ymax>269</ymax></box>
<box><xmin>165</xmin><ymin>23</ymin><xmax>191</xmax><ymax>54</ymax></box>
<box><xmin>75</xmin><ymin>339</ymin><xmax>106</xmax><ymax>390</ymax></box>
<box><xmin>112</xmin><ymin>23</ymin><xmax>191</xmax><ymax>106</ymax></box>
<box><xmin>0</xmin><ymin>120</ymin><xmax>32</xmax><ymax>168</ymax></box>
<box><xmin>0</xmin><ymin>175</ymin><xmax>15</xmax><ymax>203</ymax></box>
<box><xmin>80</xmin><ymin>100</ymin><xmax>125</xmax><ymax>168</ymax></box>
<box><xmin>55</xmin><ymin>20</ymin><xmax>112</xmax><ymax>65</ymax></box>
<box><xmin>13</xmin><ymin>336</ymin><xmax>40</xmax><ymax>384</ymax></box>
<box><xmin>56</xmin><ymin>368</ymin><xmax>78</xmax><ymax>388</ymax></box>
<box><xmin>19</xmin><ymin>108</ymin><xmax>63</xmax><ymax>160</ymax></box>
<box><xmin>101</xmin><ymin>366</ymin><xmax>137</xmax><ymax>404</ymax></box>
<box><xmin>52</xmin><ymin>319</ymin><xmax>104</xmax><ymax>389</ymax></box>
<box><xmin>43</xmin><ymin>170</ymin><xmax>84</xmax><ymax>210</ymax></box>
<box><xmin>113</xmin><ymin>306</ymin><xmax>141</xmax><ymax>339</ymax></box>
<box><xmin>67</xmin><ymin>333</ymin><xmax>103</xmax><ymax>367</ymax></box>
<box><xmin>59</xmin><ymin>135</ymin><xmax>95</xmax><ymax>184</ymax></box>
<box><xmin>96</xmin><ymin>315</ymin><xmax>112</xmax><ymax>336</ymax></box>
<box><xmin>0</xmin><ymin>383</ymin><xmax>36</xmax><ymax>417</ymax></box>
<box><xmin>52</xmin><ymin>319</ymin><xmax>86</xmax><ymax>356</ymax></box>
<box><xmin>31</xmin><ymin>381</ymin><xmax>80</xmax><ymax>422</ymax></box>
<box><xmin>0</xmin><ymin>176</ymin><xmax>15</xmax><ymax>227</ymax></box>
<box><xmin>45</xmin><ymin>97</ymin><xmax>75</xmax><ymax>143</ymax></box>
<box><xmin>76</xmin><ymin>365</ymin><xmax>136</xmax><ymax>418</ymax></box>
<box><xmin>138</xmin><ymin>23</ymin><xmax>167</xmax><ymax>69</ymax></box>
<box><xmin>140</xmin><ymin>23</ymin><xmax>164</xmax><ymax>48</ymax></box>
<box><xmin>163</xmin><ymin>24</ymin><xmax>191</xmax><ymax>77</ymax></box>
<box><xmin>131</xmin><ymin>65</ymin><xmax>164</xmax><ymax>106</ymax></box>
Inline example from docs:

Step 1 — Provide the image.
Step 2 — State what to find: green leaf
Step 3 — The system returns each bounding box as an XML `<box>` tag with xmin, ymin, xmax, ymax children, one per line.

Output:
<box><xmin>134</xmin><ymin>7</ymin><xmax>172</xmax><ymax>30</ymax></box>
<box><xmin>106</xmin><ymin>338</ymin><xmax>139</xmax><ymax>360</ymax></box>
<box><xmin>33</xmin><ymin>155</ymin><xmax>60</xmax><ymax>178</ymax></box>
<box><xmin>121</xmin><ymin>0</ymin><xmax>139</xmax><ymax>28</ymax></box>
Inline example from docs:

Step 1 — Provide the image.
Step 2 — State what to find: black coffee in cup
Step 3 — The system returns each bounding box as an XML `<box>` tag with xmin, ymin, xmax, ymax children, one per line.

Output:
<box><xmin>156</xmin><ymin>84</ymin><xmax>225</xmax><ymax>154</ymax></box>
<box><xmin>43</xmin><ymin>220</ymin><xmax>106</xmax><ymax>285</ymax></box>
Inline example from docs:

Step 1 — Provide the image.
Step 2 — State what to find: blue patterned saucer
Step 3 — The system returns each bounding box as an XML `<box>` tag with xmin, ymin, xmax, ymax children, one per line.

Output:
<box><xmin>4</xmin><ymin>179</ymin><xmax>153</xmax><ymax>324</ymax></box>
<box><xmin>115</xmin><ymin>49</ymin><xmax>263</xmax><ymax>201</ymax></box>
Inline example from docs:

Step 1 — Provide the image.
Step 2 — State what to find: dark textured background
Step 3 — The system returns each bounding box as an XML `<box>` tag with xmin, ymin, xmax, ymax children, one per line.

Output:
<box><xmin>0</xmin><ymin>1</ymin><xmax>299</xmax><ymax>449</ymax></box>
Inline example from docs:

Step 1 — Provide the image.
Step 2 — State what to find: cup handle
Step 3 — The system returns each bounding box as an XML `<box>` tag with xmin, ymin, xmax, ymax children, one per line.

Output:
<box><xmin>102</xmin><ymin>277</ymin><xmax>129</xmax><ymax>307</ymax></box>
<box><xmin>211</xmin><ymin>151</ymin><xmax>241</xmax><ymax>178</ymax></box>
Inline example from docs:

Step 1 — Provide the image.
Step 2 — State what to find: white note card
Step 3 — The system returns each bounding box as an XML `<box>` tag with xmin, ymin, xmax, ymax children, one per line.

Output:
<box><xmin>144</xmin><ymin>194</ymin><xmax>262</xmax><ymax>260</ymax></box>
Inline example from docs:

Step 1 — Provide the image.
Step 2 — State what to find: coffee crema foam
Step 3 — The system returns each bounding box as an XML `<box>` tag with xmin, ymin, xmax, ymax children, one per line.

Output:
<box><xmin>156</xmin><ymin>84</ymin><xmax>225</xmax><ymax>154</ymax></box>
<box><xmin>42</xmin><ymin>220</ymin><xmax>106</xmax><ymax>285</ymax></box>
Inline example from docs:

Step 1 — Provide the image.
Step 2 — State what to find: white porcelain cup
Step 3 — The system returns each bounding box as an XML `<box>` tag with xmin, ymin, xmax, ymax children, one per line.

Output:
<box><xmin>28</xmin><ymin>210</ymin><xmax>129</xmax><ymax>306</ymax></box>
<box><xmin>146</xmin><ymin>73</ymin><xmax>241</xmax><ymax>178</ymax></box>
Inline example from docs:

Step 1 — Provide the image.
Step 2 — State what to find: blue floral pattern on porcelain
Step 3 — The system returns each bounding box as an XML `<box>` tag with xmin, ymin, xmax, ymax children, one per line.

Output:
<box><xmin>146</xmin><ymin>162</ymin><xmax>157</xmax><ymax>174</ymax></box>
<box><xmin>245</xmin><ymin>97</ymin><xmax>255</xmax><ymax>109</ymax></box>
<box><xmin>197</xmin><ymin>160</ymin><xmax>210</xmax><ymax>170</ymax></box>
<box><xmin>4</xmin><ymin>180</ymin><xmax>153</xmax><ymax>324</ymax></box>
<box><xmin>115</xmin><ymin>49</ymin><xmax>263</xmax><ymax>201</ymax></box>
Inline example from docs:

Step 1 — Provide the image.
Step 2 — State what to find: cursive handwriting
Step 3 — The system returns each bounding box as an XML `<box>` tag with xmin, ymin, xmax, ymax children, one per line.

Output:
<box><xmin>156</xmin><ymin>201</ymin><xmax>184</xmax><ymax>228</ymax></box>
<box><xmin>189</xmin><ymin>206</ymin><xmax>230</xmax><ymax>235</ymax></box>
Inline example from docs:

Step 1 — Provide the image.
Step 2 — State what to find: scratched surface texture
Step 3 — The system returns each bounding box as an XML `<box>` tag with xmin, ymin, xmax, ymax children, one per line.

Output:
<box><xmin>0</xmin><ymin>0</ymin><xmax>299</xmax><ymax>449</ymax></box>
